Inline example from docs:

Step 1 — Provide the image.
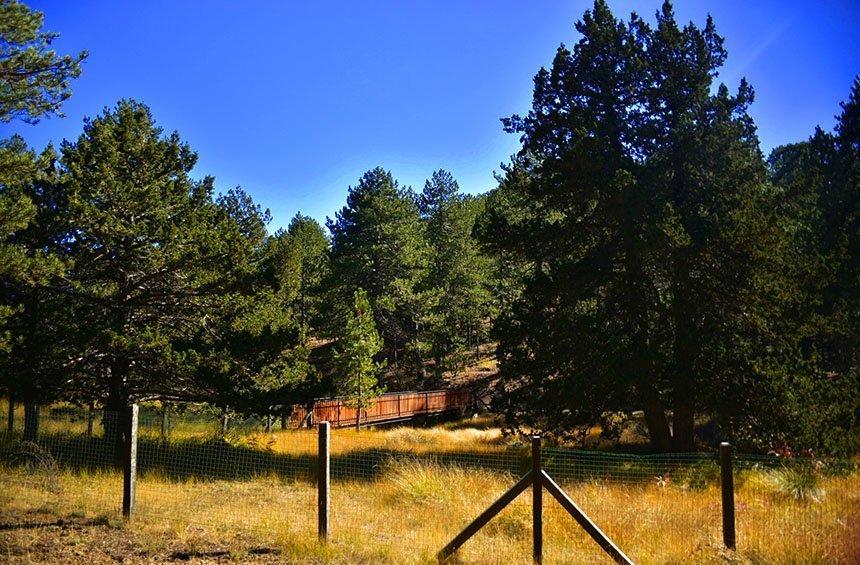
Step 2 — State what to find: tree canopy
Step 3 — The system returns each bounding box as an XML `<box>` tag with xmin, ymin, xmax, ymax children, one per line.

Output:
<box><xmin>0</xmin><ymin>0</ymin><xmax>856</xmax><ymax>456</ymax></box>
<box><xmin>478</xmin><ymin>0</ymin><xmax>858</xmax><ymax>453</ymax></box>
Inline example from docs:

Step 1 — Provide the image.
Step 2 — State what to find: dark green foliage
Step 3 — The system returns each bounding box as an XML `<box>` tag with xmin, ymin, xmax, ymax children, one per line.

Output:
<box><xmin>479</xmin><ymin>0</ymin><xmax>811</xmax><ymax>452</ymax></box>
<box><xmin>767</xmin><ymin>77</ymin><xmax>860</xmax><ymax>455</ymax></box>
<box><xmin>0</xmin><ymin>0</ymin><xmax>87</xmax><ymax>123</ymax></box>
<box><xmin>0</xmin><ymin>0</ymin><xmax>856</xmax><ymax>458</ymax></box>
<box><xmin>418</xmin><ymin>170</ymin><xmax>492</xmax><ymax>381</ymax></box>
<box><xmin>326</xmin><ymin>168</ymin><xmax>428</xmax><ymax>379</ymax></box>
<box><xmin>0</xmin><ymin>0</ymin><xmax>83</xmax><ymax>372</ymax></box>
<box><xmin>54</xmin><ymin>101</ymin><xmax>315</xmax><ymax>417</ymax></box>
<box><xmin>191</xmin><ymin>188</ymin><xmax>318</xmax><ymax>419</ymax></box>
<box><xmin>0</xmin><ymin>137</ymin><xmax>67</xmax><ymax>403</ymax></box>
<box><xmin>334</xmin><ymin>288</ymin><xmax>385</xmax><ymax>428</ymax></box>
<box><xmin>56</xmin><ymin>101</ymin><xmax>221</xmax><ymax>407</ymax></box>
<box><xmin>272</xmin><ymin>213</ymin><xmax>329</xmax><ymax>333</ymax></box>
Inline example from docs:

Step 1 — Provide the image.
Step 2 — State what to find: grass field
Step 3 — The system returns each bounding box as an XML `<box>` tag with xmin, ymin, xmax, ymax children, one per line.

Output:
<box><xmin>1</xmin><ymin>405</ymin><xmax>859</xmax><ymax>563</ymax></box>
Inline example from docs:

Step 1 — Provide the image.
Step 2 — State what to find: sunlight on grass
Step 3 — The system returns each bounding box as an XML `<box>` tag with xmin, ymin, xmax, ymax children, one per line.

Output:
<box><xmin>2</xmin><ymin>441</ymin><xmax>858</xmax><ymax>563</ymax></box>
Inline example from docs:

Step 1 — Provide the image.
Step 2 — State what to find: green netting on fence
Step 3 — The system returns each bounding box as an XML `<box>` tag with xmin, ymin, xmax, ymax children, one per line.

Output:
<box><xmin>1</xmin><ymin>402</ymin><xmax>857</xmax><ymax>563</ymax></box>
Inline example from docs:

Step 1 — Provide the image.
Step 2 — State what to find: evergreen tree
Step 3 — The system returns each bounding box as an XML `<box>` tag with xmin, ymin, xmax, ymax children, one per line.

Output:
<box><xmin>0</xmin><ymin>137</ymin><xmax>39</xmax><ymax>353</ymax></box>
<box><xmin>768</xmin><ymin>77</ymin><xmax>860</xmax><ymax>454</ymax></box>
<box><xmin>0</xmin><ymin>0</ymin><xmax>87</xmax><ymax>123</ymax></box>
<box><xmin>326</xmin><ymin>168</ymin><xmax>428</xmax><ymax>379</ymax></box>
<box><xmin>57</xmin><ymin>100</ymin><xmax>244</xmax><ymax>413</ymax></box>
<box><xmin>638</xmin><ymin>2</ymin><xmax>779</xmax><ymax>450</ymax></box>
<box><xmin>193</xmin><ymin>188</ymin><xmax>318</xmax><ymax>423</ymax></box>
<box><xmin>274</xmin><ymin>213</ymin><xmax>329</xmax><ymax>333</ymax></box>
<box><xmin>418</xmin><ymin>170</ymin><xmax>491</xmax><ymax>381</ymax></box>
<box><xmin>473</xmin><ymin>163</ymin><xmax>535</xmax><ymax>315</ymax></box>
<box><xmin>0</xmin><ymin>0</ymin><xmax>84</xmax><ymax>414</ymax></box>
<box><xmin>485</xmin><ymin>0</ymin><xmax>657</xmax><ymax>446</ymax></box>
<box><xmin>481</xmin><ymin>0</ymin><xmax>793</xmax><ymax>451</ymax></box>
<box><xmin>335</xmin><ymin>288</ymin><xmax>385</xmax><ymax>430</ymax></box>
<box><xmin>0</xmin><ymin>138</ymin><xmax>67</xmax><ymax>439</ymax></box>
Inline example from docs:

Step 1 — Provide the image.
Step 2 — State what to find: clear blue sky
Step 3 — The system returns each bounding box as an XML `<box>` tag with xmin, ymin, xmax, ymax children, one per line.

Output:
<box><xmin>2</xmin><ymin>1</ymin><xmax>858</xmax><ymax>231</ymax></box>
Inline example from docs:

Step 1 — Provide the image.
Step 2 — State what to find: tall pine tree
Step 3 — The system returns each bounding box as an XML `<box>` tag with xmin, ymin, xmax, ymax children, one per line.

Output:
<box><xmin>482</xmin><ymin>0</ymin><xmax>794</xmax><ymax>451</ymax></box>
<box><xmin>335</xmin><ymin>288</ymin><xmax>385</xmax><ymax>430</ymax></box>
<box><xmin>418</xmin><ymin>170</ymin><xmax>491</xmax><ymax>381</ymax></box>
<box><xmin>326</xmin><ymin>168</ymin><xmax>427</xmax><ymax>381</ymax></box>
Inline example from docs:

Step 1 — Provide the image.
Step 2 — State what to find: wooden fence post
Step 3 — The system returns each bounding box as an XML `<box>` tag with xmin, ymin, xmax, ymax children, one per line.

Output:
<box><xmin>720</xmin><ymin>442</ymin><xmax>735</xmax><ymax>549</ymax></box>
<box><xmin>86</xmin><ymin>401</ymin><xmax>94</xmax><ymax>438</ymax></box>
<box><xmin>23</xmin><ymin>403</ymin><xmax>39</xmax><ymax>442</ymax></box>
<box><xmin>122</xmin><ymin>403</ymin><xmax>138</xmax><ymax>518</ymax></box>
<box><xmin>318</xmin><ymin>421</ymin><xmax>330</xmax><ymax>541</ymax></box>
<box><xmin>532</xmin><ymin>435</ymin><xmax>543</xmax><ymax>564</ymax></box>
<box><xmin>160</xmin><ymin>403</ymin><xmax>168</xmax><ymax>442</ymax></box>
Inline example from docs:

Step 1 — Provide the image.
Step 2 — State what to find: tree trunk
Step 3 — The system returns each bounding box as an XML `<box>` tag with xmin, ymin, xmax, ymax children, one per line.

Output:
<box><xmin>355</xmin><ymin>406</ymin><xmax>361</xmax><ymax>432</ymax></box>
<box><xmin>103</xmin><ymin>399</ymin><xmax>131</xmax><ymax>469</ymax></box>
<box><xmin>434</xmin><ymin>354</ymin><xmax>444</xmax><ymax>383</ymax></box>
<box><xmin>160</xmin><ymin>403</ymin><xmax>169</xmax><ymax>442</ymax></box>
<box><xmin>6</xmin><ymin>397</ymin><xmax>14</xmax><ymax>435</ymax></box>
<box><xmin>265</xmin><ymin>413</ymin><xmax>272</xmax><ymax>433</ymax></box>
<box><xmin>86</xmin><ymin>402</ymin><xmax>94</xmax><ymax>437</ymax></box>
<box><xmin>672</xmin><ymin>400</ymin><xmax>695</xmax><ymax>452</ymax></box>
<box><xmin>280</xmin><ymin>414</ymin><xmax>287</xmax><ymax>430</ymax></box>
<box><xmin>23</xmin><ymin>403</ymin><xmax>39</xmax><ymax>442</ymax></box>
<box><xmin>104</xmin><ymin>363</ymin><xmax>131</xmax><ymax>468</ymax></box>
<box><xmin>670</xmin><ymin>248</ymin><xmax>697</xmax><ymax>453</ymax></box>
<box><xmin>639</xmin><ymin>385</ymin><xmax>672</xmax><ymax>453</ymax></box>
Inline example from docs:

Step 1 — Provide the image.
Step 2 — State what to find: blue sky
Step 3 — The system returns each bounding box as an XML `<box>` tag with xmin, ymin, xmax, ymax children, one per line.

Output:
<box><xmin>2</xmin><ymin>1</ymin><xmax>858</xmax><ymax>231</ymax></box>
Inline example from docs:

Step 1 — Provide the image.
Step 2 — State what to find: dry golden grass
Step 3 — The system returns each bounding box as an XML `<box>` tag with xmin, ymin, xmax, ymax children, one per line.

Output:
<box><xmin>2</xmin><ymin>418</ymin><xmax>859</xmax><ymax>564</ymax></box>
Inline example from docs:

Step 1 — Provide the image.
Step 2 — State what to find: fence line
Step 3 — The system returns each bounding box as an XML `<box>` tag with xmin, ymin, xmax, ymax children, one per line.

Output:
<box><xmin>1</xmin><ymin>401</ymin><xmax>857</xmax><ymax>563</ymax></box>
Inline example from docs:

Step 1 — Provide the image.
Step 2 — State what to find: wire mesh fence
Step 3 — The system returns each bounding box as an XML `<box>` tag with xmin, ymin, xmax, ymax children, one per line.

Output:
<box><xmin>1</xmin><ymin>403</ymin><xmax>121</xmax><ymax>533</ymax></box>
<box><xmin>1</xmin><ymin>398</ymin><xmax>858</xmax><ymax>563</ymax></box>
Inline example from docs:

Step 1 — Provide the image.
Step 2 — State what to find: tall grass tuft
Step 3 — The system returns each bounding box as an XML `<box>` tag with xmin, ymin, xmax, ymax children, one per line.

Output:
<box><xmin>386</xmin><ymin>457</ymin><xmax>450</xmax><ymax>504</ymax></box>
<box><xmin>772</xmin><ymin>463</ymin><xmax>824</xmax><ymax>502</ymax></box>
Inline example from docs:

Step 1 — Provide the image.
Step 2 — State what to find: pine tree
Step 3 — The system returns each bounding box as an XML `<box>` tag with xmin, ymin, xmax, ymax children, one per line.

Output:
<box><xmin>190</xmin><ymin>189</ymin><xmax>320</xmax><ymax>424</ymax></box>
<box><xmin>0</xmin><ymin>0</ymin><xmax>85</xmax><ymax>434</ymax></box>
<box><xmin>482</xmin><ymin>0</ymin><xmax>794</xmax><ymax>451</ymax></box>
<box><xmin>274</xmin><ymin>213</ymin><xmax>329</xmax><ymax>333</ymax></box>
<box><xmin>326</xmin><ymin>168</ymin><xmax>427</xmax><ymax>379</ymax></box>
<box><xmin>768</xmin><ymin>77</ymin><xmax>860</xmax><ymax>454</ymax></box>
<box><xmin>638</xmin><ymin>2</ymin><xmax>778</xmax><ymax>450</ymax></box>
<box><xmin>0</xmin><ymin>138</ymin><xmax>67</xmax><ymax>439</ymax></box>
<box><xmin>335</xmin><ymin>288</ymin><xmax>385</xmax><ymax>430</ymax></box>
<box><xmin>485</xmin><ymin>0</ymin><xmax>657</xmax><ymax>446</ymax></box>
<box><xmin>418</xmin><ymin>170</ymin><xmax>491</xmax><ymax>381</ymax></box>
<box><xmin>0</xmin><ymin>0</ymin><xmax>87</xmax><ymax>123</ymax></box>
<box><xmin>57</xmin><ymin>101</ymin><xmax>251</xmax><ymax>420</ymax></box>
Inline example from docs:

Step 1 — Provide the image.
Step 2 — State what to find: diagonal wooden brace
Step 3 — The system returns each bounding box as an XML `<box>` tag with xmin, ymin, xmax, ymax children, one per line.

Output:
<box><xmin>437</xmin><ymin>470</ymin><xmax>533</xmax><ymax>561</ymax></box>
<box><xmin>541</xmin><ymin>470</ymin><xmax>634</xmax><ymax>564</ymax></box>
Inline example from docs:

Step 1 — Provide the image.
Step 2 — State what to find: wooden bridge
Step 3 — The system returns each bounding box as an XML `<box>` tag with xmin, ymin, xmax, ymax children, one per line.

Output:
<box><xmin>289</xmin><ymin>389</ymin><xmax>472</xmax><ymax>428</ymax></box>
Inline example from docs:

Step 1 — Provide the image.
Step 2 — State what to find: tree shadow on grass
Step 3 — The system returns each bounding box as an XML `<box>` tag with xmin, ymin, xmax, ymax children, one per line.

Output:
<box><xmin>170</xmin><ymin>547</ymin><xmax>279</xmax><ymax>561</ymax></box>
<box><xmin>0</xmin><ymin>515</ymin><xmax>112</xmax><ymax>532</ymax></box>
<box><xmin>0</xmin><ymin>432</ymin><xmax>726</xmax><ymax>487</ymax></box>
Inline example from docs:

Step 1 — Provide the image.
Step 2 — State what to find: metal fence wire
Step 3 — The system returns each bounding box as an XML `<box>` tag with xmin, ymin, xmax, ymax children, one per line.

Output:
<box><xmin>1</xmin><ymin>400</ymin><xmax>858</xmax><ymax>563</ymax></box>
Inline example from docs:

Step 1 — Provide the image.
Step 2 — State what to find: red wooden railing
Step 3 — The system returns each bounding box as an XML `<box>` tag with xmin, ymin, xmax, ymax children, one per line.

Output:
<box><xmin>288</xmin><ymin>389</ymin><xmax>471</xmax><ymax>428</ymax></box>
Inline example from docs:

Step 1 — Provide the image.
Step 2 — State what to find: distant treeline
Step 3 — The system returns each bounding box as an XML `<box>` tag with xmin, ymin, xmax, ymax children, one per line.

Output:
<box><xmin>0</xmin><ymin>0</ymin><xmax>857</xmax><ymax>454</ymax></box>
